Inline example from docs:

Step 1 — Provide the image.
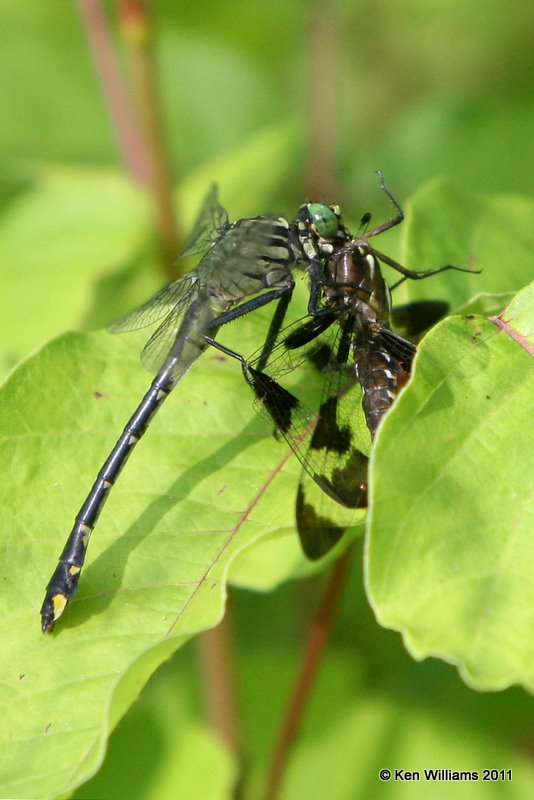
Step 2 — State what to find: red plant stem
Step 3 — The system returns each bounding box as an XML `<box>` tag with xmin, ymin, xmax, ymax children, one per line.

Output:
<box><xmin>78</xmin><ymin>0</ymin><xmax>180</xmax><ymax>275</ymax></box>
<box><xmin>304</xmin><ymin>3</ymin><xmax>340</xmax><ymax>201</ymax></box>
<box><xmin>118</xmin><ymin>0</ymin><xmax>180</xmax><ymax>274</ymax></box>
<box><xmin>197</xmin><ymin>603</ymin><xmax>243</xmax><ymax>763</ymax></box>
<box><xmin>263</xmin><ymin>549</ymin><xmax>353</xmax><ymax>800</ymax></box>
<box><xmin>76</xmin><ymin>0</ymin><xmax>150</xmax><ymax>184</ymax></box>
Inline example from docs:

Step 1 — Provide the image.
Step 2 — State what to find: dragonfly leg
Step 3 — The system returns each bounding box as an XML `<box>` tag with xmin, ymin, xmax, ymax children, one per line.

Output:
<box><xmin>201</xmin><ymin>283</ymin><xmax>295</xmax><ymax>376</ymax></box>
<box><xmin>203</xmin><ymin>282</ymin><xmax>294</xmax><ymax>331</ymax></box>
<box><xmin>201</xmin><ymin>335</ymin><xmax>269</xmax><ymax>398</ymax></box>
<box><xmin>363</xmin><ymin>170</ymin><xmax>405</xmax><ymax>238</ymax></box>
<box><xmin>255</xmin><ymin>291</ymin><xmax>292</xmax><ymax>371</ymax></box>
<box><xmin>202</xmin><ymin>335</ymin><xmax>247</xmax><ymax>369</ymax></box>
<box><xmin>368</xmin><ymin>246</ymin><xmax>481</xmax><ymax>282</ymax></box>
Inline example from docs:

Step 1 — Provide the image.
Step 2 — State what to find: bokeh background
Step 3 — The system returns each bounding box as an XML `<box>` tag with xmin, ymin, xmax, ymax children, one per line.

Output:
<box><xmin>2</xmin><ymin>0</ymin><xmax>534</xmax><ymax>378</ymax></box>
<box><xmin>1</xmin><ymin>2</ymin><xmax>533</xmax><ymax>799</ymax></box>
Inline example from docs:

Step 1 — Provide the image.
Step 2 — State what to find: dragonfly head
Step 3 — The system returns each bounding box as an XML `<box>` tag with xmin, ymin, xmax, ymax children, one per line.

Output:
<box><xmin>298</xmin><ymin>203</ymin><xmax>350</xmax><ymax>258</ymax></box>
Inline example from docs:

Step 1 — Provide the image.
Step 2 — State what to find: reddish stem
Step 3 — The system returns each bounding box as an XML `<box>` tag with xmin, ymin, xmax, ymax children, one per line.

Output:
<box><xmin>263</xmin><ymin>549</ymin><xmax>353</xmax><ymax>800</ymax></box>
<box><xmin>78</xmin><ymin>0</ymin><xmax>180</xmax><ymax>275</ymax></box>
<box><xmin>76</xmin><ymin>0</ymin><xmax>150</xmax><ymax>183</ymax></box>
<box><xmin>198</xmin><ymin>608</ymin><xmax>242</xmax><ymax>756</ymax></box>
<box><xmin>118</xmin><ymin>0</ymin><xmax>180</xmax><ymax>274</ymax></box>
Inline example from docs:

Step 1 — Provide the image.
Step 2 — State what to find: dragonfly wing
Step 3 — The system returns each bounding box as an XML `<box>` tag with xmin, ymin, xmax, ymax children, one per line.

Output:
<box><xmin>247</xmin><ymin>318</ymin><xmax>368</xmax><ymax>559</ymax></box>
<box><xmin>294</xmin><ymin>339</ymin><xmax>369</xmax><ymax>558</ymax></box>
<box><xmin>249</xmin><ymin>313</ymin><xmax>337</xmax><ymax>386</ymax></box>
<box><xmin>296</xmin><ymin>469</ymin><xmax>365</xmax><ymax>559</ymax></box>
<box><xmin>180</xmin><ymin>184</ymin><xmax>230</xmax><ymax>257</ymax></box>
<box><xmin>109</xmin><ymin>185</ymin><xmax>229</xmax><ymax>335</ymax></box>
<box><xmin>137</xmin><ymin>281</ymin><xmax>204</xmax><ymax>373</ymax></box>
<box><xmin>108</xmin><ymin>274</ymin><xmax>200</xmax><ymax>334</ymax></box>
<box><xmin>376</xmin><ymin>327</ymin><xmax>417</xmax><ymax>372</ymax></box>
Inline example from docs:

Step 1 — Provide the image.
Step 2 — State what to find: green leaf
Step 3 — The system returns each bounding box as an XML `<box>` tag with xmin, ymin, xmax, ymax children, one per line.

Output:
<box><xmin>283</xmin><ymin>692</ymin><xmax>534</xmax><ymax>799</ymax></box>
<box><xmin>2</xmin><ymin>177</ymin><xmax>531</xmax><ymax>798</ymax></box>
<box><xmin>0</xmin><ymin>308</ymin><xmax>342</xmax><ymax>799</ymax></box>
<box><xmin>0</xmin><ymin>166</ymin><xmax>150</xmax><ymax>375</ymax></box>
<box><xmin>393</xmin><ymin>178</ymin><xmax>534</xmax><ymax>307</ymax></box>
<box><xmin>367</xmin><ymin>285</ymin><xmax>534</xmax><ymax>690</ymax></box>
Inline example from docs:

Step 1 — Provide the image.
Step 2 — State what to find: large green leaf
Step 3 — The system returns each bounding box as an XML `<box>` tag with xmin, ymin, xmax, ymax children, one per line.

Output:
<box><xmin>0</xmin><ymin>167</ymin><xmax>150</xmax><ymax>375</ymax></box>
<box><xmin>1</xmin><ymin>179</ymin><xmax>531</xmax><ymax>798</ymax></box>
<box><xmin>0</xmin><ymin>307</ymin><xmax>354</xmax><ymax>799</ymax></box>
<box><xmin>392</xmin><ymin>178</ymin><xmax>534</xmax><ymax>306</ymax></box>
<box><xmin>367</xmin><ymin>283</ymin><xmax>534</xmax><ymax>690</ymax></box>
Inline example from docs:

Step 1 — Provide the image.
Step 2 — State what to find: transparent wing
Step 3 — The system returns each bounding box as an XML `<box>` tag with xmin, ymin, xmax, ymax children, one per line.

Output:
<box><xmin>377</xmin><ymin>327</ymin><xmax>416</xmax><ymax>372</ymax></box>
<box><xmin>249</xmin><ymin>313</ymin><xmax>337</xmax><ymax>383</ymax></box>
<box><xmin>247</xmin><ymin>316</ymin><xmax>369</xmax><ymax>559</ymax></box>
<box><xmin>137</xmin><ymin>301</ymin><xmax>197</xmax><ymax>373</ymax></box>
<box><xmin>108</xmin><ymin>184</ymin><xmax>228</xmax><ymax>336</ymax></box>
<box><xmin>180</xmin><ymin>184</ymin><xmax>229</xmax><ymax>257</ymax></box>
<box><xmin>108</xmin><ymin>274</ymin><xmax>199</xmax><ymax>334</ymax></box>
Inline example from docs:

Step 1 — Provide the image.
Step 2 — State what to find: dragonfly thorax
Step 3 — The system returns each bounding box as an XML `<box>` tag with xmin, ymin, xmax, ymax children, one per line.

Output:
<box><xmin>323</xmin><ymin>244</ymin><xmax>392</xmax><ymax>329</ymax></box>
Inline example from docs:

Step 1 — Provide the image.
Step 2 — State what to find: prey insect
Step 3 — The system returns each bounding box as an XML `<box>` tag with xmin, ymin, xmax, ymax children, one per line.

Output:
<box><xmin>236</xmin><ymin>174</ymin><xmax>478</xmax><ymax>558</ymax></box>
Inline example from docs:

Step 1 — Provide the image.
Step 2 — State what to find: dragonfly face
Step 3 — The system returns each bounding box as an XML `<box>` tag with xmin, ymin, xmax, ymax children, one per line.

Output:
<box><xmin>295</xmin><ymin>202</ymin><xmax>352</xmax><ymax>262</ymax></box>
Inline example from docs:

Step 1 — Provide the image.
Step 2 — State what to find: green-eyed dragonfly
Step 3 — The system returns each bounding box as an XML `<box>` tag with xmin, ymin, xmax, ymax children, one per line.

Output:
<box><xmin>40</xmin><ymin>186</ymin><xmax>304</xmax><ymax>632</ymax></box>
<box><xmin>40</xmin><ymin>176</ymin><xmax>476</xmax><ymax>631</ymax></box>
<box><xmin>231</xmin><ymin>177</ymin><xmax>478</xmax><ymax>558</ymax></box>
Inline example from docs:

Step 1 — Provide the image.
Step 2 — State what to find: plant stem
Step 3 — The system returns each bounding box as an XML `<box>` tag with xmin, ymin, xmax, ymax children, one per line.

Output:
<box><xmin>263</xmin><ymin>548</ymin><xmax>353</xmax><ymax>800</ymax></box>
<box><xmin>76</xmin><ymin>0</ymin><xmax>150</xmax><ymax>183</ymax></box>
<box><xmin>118</xmin><ymin>0</ymin><xmax>180</xmax><ymax>275</ymax></box>
<box><xmin>198</xmin><ymin>600</ymin><xmax>244</xmax><ymax>798</ymax></box>
<box><xmin>78</xmin><ymin>0</ymin><xmax>180</xmax><ymax>276</ymax></box>
<box><xmin>304</xmin><ymin>2</ymin><xmax>340</xmax><ymax>201</ymax></box>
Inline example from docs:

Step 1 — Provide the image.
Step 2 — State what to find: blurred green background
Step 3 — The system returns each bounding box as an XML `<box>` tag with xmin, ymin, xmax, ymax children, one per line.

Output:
<box><xmin>1</xmin><ymin>0</ymin><xmax>533</xmax><ymax>375</ymax></box>
<box><xmin>1</xmin><ymin>1</ymin><xmax>533</xmax><ymax>798</ymax></box>
<box><xmin>3</xmin><ymin>1</ymin><xmax>534</xmax><ymax>192</ymax></box>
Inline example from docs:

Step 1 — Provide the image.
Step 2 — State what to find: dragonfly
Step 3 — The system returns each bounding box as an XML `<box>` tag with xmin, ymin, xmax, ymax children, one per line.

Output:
<box><xmin>232</xmin><ymin>175</ymin><xmax>478</xmax><ymax>559</ymax></box>
<box><xmin>40</xmin><ymin>186</ymin><xmax>318</xmax><ymax>633</ymax></box>
<box><xmin>40</xmin><ymin>175</ymin><xmax>475</xmax><ymax>631</ymax></box>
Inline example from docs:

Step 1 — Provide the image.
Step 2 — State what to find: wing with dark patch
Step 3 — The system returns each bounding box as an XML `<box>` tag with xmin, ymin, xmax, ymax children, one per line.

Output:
<box><xmin>295</xmin><ymin>387</ymin><xmax>368</xmax><ymax>559</ymax></box>
<box><xmin>247</xmin><ymin>316</ymin><xmax>369</xmax><ymax>559</ymax></box>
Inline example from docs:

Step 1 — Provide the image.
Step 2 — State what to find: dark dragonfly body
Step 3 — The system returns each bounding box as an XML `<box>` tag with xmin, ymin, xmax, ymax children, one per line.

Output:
<box><xmin>41</xmin><ymin>187</ymin><xmax>307</xmax><ymax>632</ymax></box>
<box><xmin>41</xmin><ymin>175</ymin><xmax>476</xmax><ymax>631</ymax></box>
<box><xmin>243</xmin><ymin>240</ymin><xmax>416</xmax><ymax>558</ymax></box>
<box><xmin>242</xmin><ymin>176</ymin><xmax>476</xmax><ymax>559</ymax></box>
<box><xmin>325</xmin><ymin>243</ymin><xmax>414</xmax><ymax>436</ymax></box>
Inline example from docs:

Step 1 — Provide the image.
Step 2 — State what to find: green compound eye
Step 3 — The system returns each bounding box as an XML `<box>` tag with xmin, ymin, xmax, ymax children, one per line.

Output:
<box><xmin>307</xmin><ymin>203</ymin><xmax>339</xmax><ymax>238</ymax></box>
